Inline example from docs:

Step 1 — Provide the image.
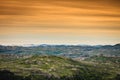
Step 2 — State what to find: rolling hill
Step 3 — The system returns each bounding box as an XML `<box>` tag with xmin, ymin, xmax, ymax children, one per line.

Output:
<box><xmin>0</xmin><ymin>55</ymin><xmax>120</xmax><ymax>80</ymax></box>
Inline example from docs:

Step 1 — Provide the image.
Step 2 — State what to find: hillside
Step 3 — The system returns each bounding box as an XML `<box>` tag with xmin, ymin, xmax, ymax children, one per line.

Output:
<box><xmin>0</xmin><ymin>55</ymin><xmax>120</xmax><ymax>80</ymax></box>
<box><xmin>85</xmin><ymin>56</ymin><xmax>120</xmax><ymax>64</ymax></box>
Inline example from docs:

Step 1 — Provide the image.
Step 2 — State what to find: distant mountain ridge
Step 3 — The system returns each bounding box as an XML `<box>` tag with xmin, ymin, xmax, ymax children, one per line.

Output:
<box><xmin>0</xmin><ymin>44</ymin><xmax>120</xmax><ymax>58</ymax></box>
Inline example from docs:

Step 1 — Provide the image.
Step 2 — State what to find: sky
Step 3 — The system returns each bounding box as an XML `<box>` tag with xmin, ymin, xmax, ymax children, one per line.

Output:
<box><xmin>0</xmin><ymin>0</ymin><xmax>120</xmax><ymax>45</ymax></box>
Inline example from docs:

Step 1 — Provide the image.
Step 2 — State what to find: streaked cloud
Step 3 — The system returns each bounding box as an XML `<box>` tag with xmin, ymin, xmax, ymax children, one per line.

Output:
<box><xmin>0</xmin><ymin>0</ymin><xmax>120</xmax><ymax>45</ymax></box>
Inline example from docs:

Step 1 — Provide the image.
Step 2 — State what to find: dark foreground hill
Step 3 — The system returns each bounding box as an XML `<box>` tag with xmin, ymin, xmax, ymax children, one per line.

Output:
<box><xmin>0</xmin><ymin>55</ymin><xmax>120</xmax><ymax>80</ymax></box>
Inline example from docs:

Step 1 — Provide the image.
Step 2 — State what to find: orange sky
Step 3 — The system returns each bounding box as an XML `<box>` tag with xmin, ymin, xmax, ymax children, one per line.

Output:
<box><xmin>0</xmin><ymin>0</ymin><xmax>120</xmax><ymax>45</ymax></box>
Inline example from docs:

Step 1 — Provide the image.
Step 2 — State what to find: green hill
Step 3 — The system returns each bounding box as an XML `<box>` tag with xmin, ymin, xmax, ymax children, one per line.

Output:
<box><xmin>0</xmin><ymin>55</ymin><xmax>120</xmax><ymax>80</ymax></box>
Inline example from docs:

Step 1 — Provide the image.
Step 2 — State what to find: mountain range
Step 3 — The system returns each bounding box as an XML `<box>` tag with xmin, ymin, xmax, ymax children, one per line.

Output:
<box><xmin>0</xmin><ymin>44</ymin><xmax>120</xmax><ymax>58</ymax></box>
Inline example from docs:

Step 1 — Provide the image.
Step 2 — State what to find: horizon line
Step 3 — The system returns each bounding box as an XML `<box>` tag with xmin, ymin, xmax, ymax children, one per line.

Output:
<box><xmin>0</xmin><ymin>43</ymin><xmax>119</xmax><ymax>47</ymax></box>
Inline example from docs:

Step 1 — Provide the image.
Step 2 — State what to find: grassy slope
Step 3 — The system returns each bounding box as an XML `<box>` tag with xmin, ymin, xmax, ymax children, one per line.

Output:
<box><xmin>85</xmin><ymin>56</ymin><xmax>120</xmax><ymax>79</ymax></box>
<box><xmin>0</xmin><ymin>55</ymin><xmax>120</xmax><ymax>80</ymax></box>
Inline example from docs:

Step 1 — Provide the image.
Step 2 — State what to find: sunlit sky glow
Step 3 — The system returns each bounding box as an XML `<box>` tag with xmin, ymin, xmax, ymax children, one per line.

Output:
<box><xmin>0</xmin><ymin>0</ymin><xmax>120</xmax><ymax>45</ymax></box>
